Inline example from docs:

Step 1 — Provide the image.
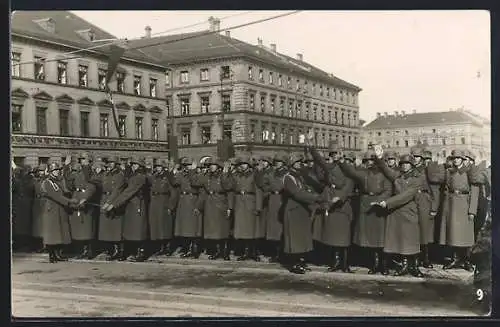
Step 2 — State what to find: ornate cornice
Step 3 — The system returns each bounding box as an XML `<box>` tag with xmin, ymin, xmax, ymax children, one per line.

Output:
<box><xmin>133</xmin><ymin>103</ymin><xmax>147</xmax><ymax>112</ymax></box>
<box><xmin>33</xmin><ymin>90</ymin><xmax>53</xmax><ymax>101</ymax></box>
<box><xmin>116</xmin><ymin>101</ymin><xmax>131</xmax><ymax>110</ymax></box>
<box><xmin>77</xmin><ymin>96</ymin><xmax>95</xmax><ymax>106</ymax></box>
<box><xmin>11</xmin><ymin>87</ymin><xmax>29</xmax><ymax>98</ymax></box>
<box><xmin>55</xmin><ymin>94</ymin><xmax>75</xmax><ymax>104</ymax></box>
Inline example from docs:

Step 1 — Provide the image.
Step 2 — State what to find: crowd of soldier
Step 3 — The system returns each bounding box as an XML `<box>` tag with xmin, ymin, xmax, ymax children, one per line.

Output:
<box><xmin>11</xmin><ymin>134</ymin><xmax>491</xmax><ymax>278</ymax></box>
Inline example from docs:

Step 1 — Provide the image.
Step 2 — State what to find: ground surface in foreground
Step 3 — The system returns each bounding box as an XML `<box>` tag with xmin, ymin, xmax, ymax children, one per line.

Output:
<box><xmin>11</xmin><ymin>252</ymin><xmax>483</xmax><ymax>317</ymax></box>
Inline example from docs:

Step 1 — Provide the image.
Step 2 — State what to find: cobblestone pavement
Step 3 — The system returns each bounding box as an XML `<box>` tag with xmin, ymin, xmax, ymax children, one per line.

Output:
<box><xmin>11</xmin><ymin>253</ymin><xmax>483</xmax><ymax>318</ymax></box>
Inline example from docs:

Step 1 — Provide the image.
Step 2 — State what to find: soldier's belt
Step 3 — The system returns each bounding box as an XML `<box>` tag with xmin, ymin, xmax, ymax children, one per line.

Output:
<box><xmin>152</xmin><ymin>192</ymin><xmax>169</xmax><ymax>195</ymax></box>
<box><xmin>417</xmin><ymin>189</ymin><xmax>430</xmax><ymax>194</ymax></box>
<box><xmin>449</xmin><ymin>190</ymin><xmax>469</xmax><ymax>195</ymax></box>
<box><xmin>237</xmin><ymin>191</ymin><xmax>255</xmax><ymax>195</ymax></box>
<box><xmin>75</xmin><ymin>188</ymin><xmax>86</xmax><ymax>192</ymax></box>
<box><xmin>208</xmin><ymin>191</ymin><xmax>226</xmax><ymax>195</ymax></box>
<box><xmin>180</xmin><ymin>192</ymin><xmax>198</xmax><ymax>195</ymax></box>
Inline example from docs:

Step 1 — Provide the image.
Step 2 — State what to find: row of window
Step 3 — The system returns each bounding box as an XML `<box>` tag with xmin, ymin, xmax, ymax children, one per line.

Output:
<box><xmin>366</xmin><ymin>137</ymin><xmax>468</xmax><ymax>147</ymax></box>
<box><xmin>11</xmin><ymin>104</ymin><xmax>159</xmax><ymax>140</ymax></box>
<box><xmin>368</xmin><ymin>128</ymin><xmax>468</xmax><ymax>137</ymax></box>
<box><xmin>178</xmin><ymin>122</ymin><xmax>357</xmax><ymax>149</ymax></box>
<box><xmin>166</xmin><ymin>65</ymin><xmax>357</xmax><ymax>106</ymax></box>
<box><xmin>166</xmin><ymin>93</ymin><xmax>357</xmax><ymax>127</ymax></box>
<box><xmin>11</xmin><ymin>52</ymin><xmax>159</xmax><ymax>97</ymax></box>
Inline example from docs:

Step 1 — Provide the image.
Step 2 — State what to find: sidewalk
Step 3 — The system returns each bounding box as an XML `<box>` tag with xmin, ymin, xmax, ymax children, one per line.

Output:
<box><xmin>12</xmin><ymin>251</ymin><xmax>473</xmax><ymax>286</ymax></box>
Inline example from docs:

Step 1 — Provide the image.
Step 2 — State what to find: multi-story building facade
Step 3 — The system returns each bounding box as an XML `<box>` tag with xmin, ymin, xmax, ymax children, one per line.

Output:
<box><xmin>11</xmin><ymin>11</ymin><xmax>170</xmax><ymax>167</ymax></box>
<box><xmin>136</xmin><ymin>17</ymin><xmax>362</xmax><ymax>159</ymax></box>
<box><xmin>362</xmin><ymin>109</ymin><xmax>491</xmax><ymax>162</ymax></box>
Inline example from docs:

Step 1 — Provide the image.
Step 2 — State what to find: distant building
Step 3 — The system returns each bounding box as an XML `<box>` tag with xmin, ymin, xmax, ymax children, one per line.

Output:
<box><xmin>11</xmin><ymin>11</ymin><xmax>169</xmax><ymax>167</ymax></box>
<box><xmin>135</xmin><ymin>17</ymin><xmax>362</xmax><ymax>159</ymax></box>
<box><xmin>362</xmin><ymin>109</ymin><xmax>491</xmax><ymax>162</ymax></box>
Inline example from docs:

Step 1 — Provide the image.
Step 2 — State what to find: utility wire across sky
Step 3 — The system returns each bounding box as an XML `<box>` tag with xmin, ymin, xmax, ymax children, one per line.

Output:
<box><xmin>12</xmin><ymin>11</ymin><xmax>301</xmax><ymax>67</ymax></box>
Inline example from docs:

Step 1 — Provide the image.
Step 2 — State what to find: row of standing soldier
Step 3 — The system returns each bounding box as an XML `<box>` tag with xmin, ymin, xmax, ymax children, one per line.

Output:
<box><xmin>12</xmin><ymin>136</ymin><xmax>490</xmax><ymax>276</ymax></box>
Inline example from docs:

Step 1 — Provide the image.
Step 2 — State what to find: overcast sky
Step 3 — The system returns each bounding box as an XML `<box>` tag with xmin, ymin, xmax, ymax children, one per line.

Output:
<box><xmin>72</xmin><ymin>10</ymin><xmax>490</xmax><ymax>122</ymax></box>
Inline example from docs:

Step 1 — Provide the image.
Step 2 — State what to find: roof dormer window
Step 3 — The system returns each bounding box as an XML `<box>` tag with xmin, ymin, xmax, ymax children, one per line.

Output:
<box><xmin>76</xmin><ymin>29</ymin><xmax>96</xmax><ymax>42</ymax></box>
<box><xmin>33</xmin><ymin>18</ymin><xmax>55</xmax><ymax>33</ymax></box>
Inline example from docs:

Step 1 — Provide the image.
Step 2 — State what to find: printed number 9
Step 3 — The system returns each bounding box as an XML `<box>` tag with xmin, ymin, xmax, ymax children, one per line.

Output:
<box><xmin>476</xmin><ymin>289</ymin><xmax>484</xmax><ymax>301</ymax></box>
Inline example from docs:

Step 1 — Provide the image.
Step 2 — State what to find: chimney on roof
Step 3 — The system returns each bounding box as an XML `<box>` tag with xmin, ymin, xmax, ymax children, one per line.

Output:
<box><xmin>401</xmin><ymin>110</ymin><xmax>406</xmax><ymax>116</ymax></box>
<box><xmin>270</xmin><ymin>43</ymin><xmax>276</xmax><ymax>52</ymax></box>
<box><xmin>376</xmin><ymin>112</ymin><xmax>381</xmax><ymax>118</ymax></box>
<box><xmin>384</xmin><ymin>112</ymin><xmax>388</xmax><ymax>117</ymax></box>
<box><xmin>145</xmin><ymin>25</ymin><xmax>152</xmax><ymax>38</ymax></box>
<box><xmin>225</xmin><ymin>30</ymin><xmax>231</xmax><ymax>38</ymax></box>
<box><xmin>257</xmin><ymin>38</ymin><xmax>263</xmax><ymax>47</ymax></box>
<box><xmin>296</xmin><ymin>53</ymin><xmax>303</xmax><ymax>61</ymax></box>
<box><xmin>208</xmin><ymin>16</ymin><xmax>220</xmax><ymax>32</ymax></box>
<box><xmin>394</xmin><ymin>111</ymin><xmax>399</xmax><ymax>116</ymax></box>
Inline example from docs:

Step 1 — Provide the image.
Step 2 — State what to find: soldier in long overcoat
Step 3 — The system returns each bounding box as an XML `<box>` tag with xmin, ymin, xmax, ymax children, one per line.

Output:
<box><xmin>68</xmin><ymin>162</ymin><xmax>98</xmax><ymax>259</ymax></box>
<box><xmin>31</xmin><ymin>165</ymin><xmax>47</xmax><ymax>252</ymax></box>
<box><xmin>41</xmin><ymin>162</ymin><xmax>78</xmax><ymax>262</ymax></box>
<box><xmin>227</xmin><ymin>154</ymin><xmax>263</xmax><ymax>261</ymax></box>
<box><xmin>148</xmin><ymin>160</ymin><xmax>176</xmax><ymax>257</ymax></box>
<box><xmin>411</xmin><ymin>147</ymin><xmax>435</xmax><ymax>268</ymax></box>
<box><xmin>196</xmin><ymin>158</ymin><xmax>233</xmax><ymax>260</ymax></box>
<box><xmin>105</xmin><ymin>157</ymin><xmax>149</xmax><ymax>262</ymax></box>
<box><xmin>339</xmin><ymin>150</ymin><xmax>392</xmax><ymax>274</ymax></box>
<box><xmin>173</xmin><ymin>157</ymin><xmax>204</xmax><ymax>258</ymax></box>
<box><xmin>373</xmin><ymin>147</ymin><xmax>424</xmax><ymax>277</ymax></box>
<box><xmin>256</xmin><ymin>153</ymin><xmax>288</xmax><ymax>262</ymax></box>
<box><xmin>98</xmin><ymin>157</ymin><xmax>126</xmax><ymax>260</ymax></box>
<box><xmin>12</xmin><ymin>166</ymin><xmax>35</xmax><ymax>251</ymax></box>
<box><xmin>254</xmin><ymin>156</ymin><xmax>273</xmax><ymax>255</ymax></box>
<box><xmin>282</xmin><ymin>153</ymin><xmax>327</xmax><ymax>274</ymax></box>
<box><xmin>438</xmin><ymin>150</ymin><xmax>478</xmax><ymax>271</ymax></box>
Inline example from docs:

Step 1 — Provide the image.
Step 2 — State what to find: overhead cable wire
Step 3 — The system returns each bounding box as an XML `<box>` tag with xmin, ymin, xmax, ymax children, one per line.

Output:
<box><xmin>13</xmin><ymin>10</ymin><xmax>301</xmax><ymax>67</ymax></box>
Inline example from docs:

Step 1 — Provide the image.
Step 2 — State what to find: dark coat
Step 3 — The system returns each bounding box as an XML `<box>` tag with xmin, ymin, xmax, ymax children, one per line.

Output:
<box><xmin>258</xmin><ymin>167</ymin><xmax>287</xmax><ymax>241</ymax></box>
<box><xmin>196</xmin><ymin>171</ymin><xmax>232</xmax><ymax>240</ymax></box>
<box><xmin>148</xmin><ymin>172</ymin><xmax>176</xmax><ymax>240</ymax></box>
<box><xmin>173</xmin><ymin>170</ymin><xmax>203</xmax><ymax>238</ymax></box>
<box><xmin>13</xmin><ymin>174</ymin><xmax>34</xmax><ymax>237</ymax></box>
<box><xmin>40</xmin><ymin>177</ymin><xmax>72</xmax><ymax>245</ymax></box>
<box><xmin>111</xmin><ymin>170</ymin><xmax>149</xmax><ymax>241</ymax></box>
<box><xmin>68</xmin><ymin>171</ymin><xmax>97</xmax><ymax>241</ymax></box>
<box><xmin>377</xmin><ymin>160</ymin><xmax>422</xmax><ymax>255</ymax></box>
<box><xmin>228</xmin><ymin>169</ymin><xmax>263</xmax><ymax>240</ymax></box>
<box><xmin>282</xmin><ymin>170</ymin><xmax>321</xmax><ymax>254</ymax></box>
<box><xmin>440</xmin><ymin>166</ymin><xmax>478</xmax><ymax>247</ymax></box>
<box><xmin>414</xmin><ymin>164</ymin><xmax>435</xmax><ymax>244</ymax></box>
<box><xmin>340</xmin><ymin>163</ymin><xmax>392</xmax><ymax>248</ymax></box>
<box><xmin>32</xmin><ymin>178</ymin><xmax>44</xmax><ymax>238</ymax></box>
<box><xmin>98</xmin><ymin>169</ymin><xmax>126</xmax><ymax>242</ymax></box>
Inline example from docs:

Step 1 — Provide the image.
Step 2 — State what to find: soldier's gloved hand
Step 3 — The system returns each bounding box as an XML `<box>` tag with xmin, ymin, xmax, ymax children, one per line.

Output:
<box><xmin>254</xmin><ymin>210</ymin><xmax>261</xmax><ymax>216</ymax></box>
<box><xmin>330</xmin><ymin>197</ymin><xmax>340</xmax><ymax>204</ymax></box>
<box><xmin>106</xmin><ymin>204</ymin><xmax>114</xmax><ymax>212</ymax></box>
<box><xmin>226</xmin><ymin>209</ymin><xmax>232</xmax><ymax>218</ymax></box>
<box><xmin>69</xmin><ymin>198</ymin><xmax>79</xmax><ymax>206</ymax></box>
<box><xmin>167</xmin><ymin>209</ymin><xmax>172</xmax><ymax>215</ymax></box>
<box><xmin>468</xmin><ymin>214</ymin><xmax>475</xmax><ymax>221</ymax></box>
<box><xmin>193</xmin><ymin>208</ymin><xmax>201</xmax><ymax>216</ymax></box>
<box><xmin>430</xmin><ymin>211</ymin><xmax>437</xmax><ymax>216</ymax></box>
<box><xmin>101</xmin><ymin>203</ymin><xmax>109</xmax><ymax>211</ymax></box>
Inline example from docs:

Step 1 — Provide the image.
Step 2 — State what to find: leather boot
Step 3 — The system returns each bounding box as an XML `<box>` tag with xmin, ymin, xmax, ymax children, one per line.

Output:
<box><xmin>152</xmin><ymin>242</ymin><xmax>166</xmax><ymax>257</ymax></box>
<box><xmin>85</xmin><ymin>243</ymin><xmax>95</xmax><ymax>259</ymax></box>
<box><xmin>380</xmin><ymin>254</ymin><xmax>390</xmax><ymax>275</ymax></box>
<box><xmin>394</xmin><ymin>256</ymin><xmax>410</xmax><ymax>276</ymax></box>
<box><xmin>299</xmin><ymin>258</ymin><xmax>312</xmax><ymax>271</ymax></box>
<box><xmin>327</xmin><ymin>250</ymin><xmax>342</xmax><ymax>272</ymax></box>
<box><xmin>289</xmin><ymin>264</ymin><xmax>306</xmax><ymax>274</ymax></box>
<box><xmin>237</xmin><ymin>245</ymin><xmax>250</xmax><ymax>261</ymax></box>
<box><xmin>106</xmin><ymin>244</ymin><xmax>119</xmax><ymax>261</ymax></box>
<box><xmin>409</xmin><ymin>255</ymin><xmax>424</xmax><ymax>277</ymax></box>
<box><xmin>74</xmin><ymin>244</ymin><xmax>89</xmax><ymax>260</ymax></box>
<box><xmin>223</xmin><ymin>242</ymin><xmax>231</xmax><ymax>261</ymax></box>
<box><xmin>421</xmin><ymin>245</ymin><xmax>433</xmax><ymax>268</ymax></box>
<box><xmin>191</xmin><ymin>240</ymin><xmax>201</xmax><ymax>259</ymax></box>
<box><xmin>117</xmin><ymin>242</ymin><xmax>127</xmax><ymax>261</ymax></box>
<box><xmin>250</xmin><ymin>242</ymin><xmax>261</xmax><ymax>262</ymax></box>
<box><xmin>342</xmin><ymin>248</ymin><xmax>353</xmax><ymax>273</ymax></box>
<box><xmin>180</xmin><ymin>239</ymin><xmax>193</xmax><ymax>258</ymax></box>
<box><xmin>55</xmin><ymin>247</ymin><xmax>68</xmax><ymax>261</ymax></box>
<box><xmin>368</xmin><ymin>250</ymin><xmax>380</xmax><ymax>274</ymax></box>
<box><xmin>209</xmin><ymin>242</ymin><xmax>221</xmax><ymax>260</ymax></box>
<box><xmin>443</xmin><ymin>250</ymin><xmax>462</xmax><ymax>270</ymax></box>
<box><xmin>269</xmin><ymin>245</ymin><xmax>281</xmax><ymax>263</ymax></box>
<box><xmin>163</xmin><ymin>241</ymin><xmax>174</xmax><ymax>257</ymax></box>
<box><xmin>129</xmin><ymin>247</ymin><xmax>147</xmax><ymax>262</ymax></box>
<box><xmin>48</xmin><ymin>247</ymin><xmax>57</xmax><ymax>263</ymax></box>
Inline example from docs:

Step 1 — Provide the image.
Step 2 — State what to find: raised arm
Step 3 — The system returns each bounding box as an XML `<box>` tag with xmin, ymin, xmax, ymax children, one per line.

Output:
<box><xmin>283</xmin><ymin>174</ymin><xmax>320</xmax><ymax>205</ymax></box>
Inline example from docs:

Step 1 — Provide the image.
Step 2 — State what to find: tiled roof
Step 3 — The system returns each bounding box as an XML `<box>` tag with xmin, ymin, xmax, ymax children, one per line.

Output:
<box><xmin>11</xmin><ymin>11</ymin><xmax>165</xmax><ymax>67</ymax></box>
<box><xmin>130</xmin><ymin>31</ymin><xmax>361</xmax><ymax>91</ymax></box>
<box><xmin>364</xmin><ymin>111</ymin><xmax>483</xmax><ymax>129</ymax></box>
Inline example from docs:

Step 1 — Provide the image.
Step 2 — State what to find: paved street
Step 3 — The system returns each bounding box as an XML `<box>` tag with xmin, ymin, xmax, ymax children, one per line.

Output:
<box><xmin>12</xmin><ymin>252</ymin><xmax>481</xmax><ymax>317</ymax></box>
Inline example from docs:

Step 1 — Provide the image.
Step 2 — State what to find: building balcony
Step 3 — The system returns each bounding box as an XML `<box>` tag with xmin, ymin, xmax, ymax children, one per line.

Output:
<box><xmin>11</xmin><ymin>133</ymin><xmax>169</xmax><ymax>152</ymax></box>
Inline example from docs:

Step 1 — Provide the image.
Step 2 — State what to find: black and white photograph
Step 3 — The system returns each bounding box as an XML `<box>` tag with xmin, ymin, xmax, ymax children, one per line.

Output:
<box><xmin>10</xmin><ymin>9</ymin><xmax>492</xmax><ymax>317</ymax></box>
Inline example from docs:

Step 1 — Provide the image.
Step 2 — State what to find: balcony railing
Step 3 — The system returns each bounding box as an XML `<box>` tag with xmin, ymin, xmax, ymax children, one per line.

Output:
<box><xmin>11</xmin><ymin>133</ymin><xmax>169</xmax><ymax>152</ymax></box>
